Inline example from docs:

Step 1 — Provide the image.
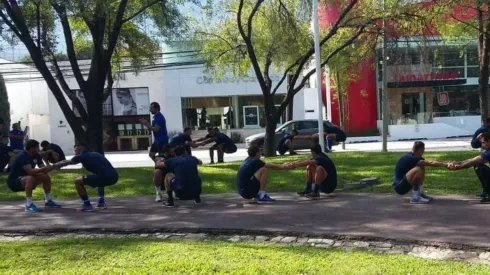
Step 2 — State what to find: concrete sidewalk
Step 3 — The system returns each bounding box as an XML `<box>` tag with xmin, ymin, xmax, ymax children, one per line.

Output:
<box><xmin>1</xmin><ymin>193</ymin><xmax>490</xmax><ymax>248</ymax></box>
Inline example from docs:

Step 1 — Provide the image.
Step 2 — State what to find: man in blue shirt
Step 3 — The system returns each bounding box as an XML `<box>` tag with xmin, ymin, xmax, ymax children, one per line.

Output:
<box><xmin>156</xmin><ymin>145</ymin><xmax>202</xmax><ymax>207</ymax></box>
<box><xmin>54</xmin><ymin>143</ymin><xmax>119</xmax><ymax>212</ymax></box>
<box><xmin>6</xmin><ymin>139</ymin><xmax>61</xmax><ymax>212</ymax></box>
<box><xmin>392</xmin><ymin>141</ymin><xmax>450</xmax><ymax>204</ymax></box>
<box><xmin>9</xmin><ymin>123</ymin><xmax>25</xmax><ymax>150</ymax></box>
<box><xmin>152</xmin><ymin>145</ymin><xmax>175</xmax><ymax>202</ymax></box>
<box><xmin>198</xmin><ymin>128</ymin><xmax>237</xmax><ymax>164</ymax></box>
<box><xmin>140</xmin><ymin>102</ymin><xmax>168</xmax><ymax>162</ymax></box>
<box><xmin>471</xmin><ymin>118</ymin><xmax>490</xmax><ymax>149</ymax></box>
<box><xmin>169</xmin><ymin>127</ymin><xmax>202</xmax><ymax>156</ymax></box>
<box><xmin>449</xmin><ymin>131</ymin><xmax>490</xmax><ymax>204</ymax></box>
<box><xmin>40</xmin><ymin>140</ymin><xmax>66</xmax><ymax>164</ymax></box>
<box><xmin>285</xmin><ymin>143</ymin><xmax>338</xmax><ymax>199</ymax></box>
<box><xmin>237</xmin><ymin>146</ymin><xmax>291</xmax><ymax>203</ymax></box>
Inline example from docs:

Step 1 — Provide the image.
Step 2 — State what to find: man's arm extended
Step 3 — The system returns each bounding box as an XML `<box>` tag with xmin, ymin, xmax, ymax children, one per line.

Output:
<box><xmin>264</xmin><ymin>163</ymin><xmax>291</xmax><ymax>170</ymax></box>
<box><xmin>418</xmin><ymin>160</ymin><xmax>449</xmax><ymax>168</ymax></box>
<box><xmin>452</xmin><ymin>156</ymin><xmax>485</xmax><ymax>170</ymax></box>
<box><xmin>285</xmin><ymin>159</ymin><xmax>317</xmax><ymax>169</ymax></box>
<box><xmin>52</xmin><ymin>160</ymin><xmax>76</xmax><ymax>169</ymax></box>
<box><xmin>23</xmin><ymin>164</ymin><xmax>53</xmax><ymax>175</ymax></box>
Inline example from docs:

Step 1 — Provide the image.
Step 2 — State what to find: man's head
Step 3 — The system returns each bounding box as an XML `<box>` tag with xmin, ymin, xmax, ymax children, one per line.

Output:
<box><xmin>74</xmin><ymin>142</ymin><xmax>88</xmax><ymax>155</ymax></box>
<box><xmin>481</xmin><ymin>131</ymin><xmax>490</xmax><ymax>150</ymax></box>
<box><xmin>247</xmin><ymin>145</ymin><xmax>262</xmax><ymax>159</ymax></box>
<box><xmin>149</xmin><ymin>102</ymin><xmax>160</xmax><ymax>115</ymax></box>
<box><xmin>310</xmin><ymin>143</ymin><xmax>323</xmax><ymax>157</ymax></box>
<box><xmin>12</xmin><ymin>123</ymin><xmax>19</xmax><ymax>130</ymax></box>
<box><xmin>161</xmin><ymin>145</ymin><xmax>174</xmax><ymax>157</ymax></box>
<box><xmin>25</xmin><ymin>139</ymin><xmax>40</xmax><ymax>155</ymax></box>
<box><xmin>484</xmin><ymin>118</ymin><xmax>490</xmax><ymax>127</ymax></box>
<box><xmin>291</xmin><ymin>129</ymin><xmax>299</xmax><ymax>136</ymax></box>
<box><xmin>412</xmin><ymin>141</ymin><xmax>425</xmax><ymax>157</ymax></box>
<box><xmin>174</xmin><ymin>145</ymin><xmax>186</xmax><ymax>156</ymax></box>
<box><xmin>40</xmin><ymin>140</ymin><xmax>51</xmax><ymax>150</ymax></box>
<box><xmin>183</xmin><ymin>127</ymin><xmax>192</xmax><ymax>136</ymax></box>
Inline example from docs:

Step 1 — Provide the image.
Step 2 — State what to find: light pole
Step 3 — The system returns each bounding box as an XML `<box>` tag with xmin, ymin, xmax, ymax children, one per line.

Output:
<box><xmin>381</xmin><ymin>0</ymin><xmax>388</xmax><ymax>152</ymax></box>
<box><xmin>313</xmin><ymin>0</ymin><xmax>325</xmax><ymax>152</ymax></box>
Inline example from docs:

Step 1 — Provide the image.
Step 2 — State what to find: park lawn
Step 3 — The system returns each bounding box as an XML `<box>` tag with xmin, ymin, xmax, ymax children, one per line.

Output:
<box><xmin>1</xmin><ymin>237</ymin><xmax>489</xmax><ymax>275</ymax></box>
<box><xmin>0</xmin><ymin>151</ymin><xmax>480</xmax><ymax>201</ymax></box>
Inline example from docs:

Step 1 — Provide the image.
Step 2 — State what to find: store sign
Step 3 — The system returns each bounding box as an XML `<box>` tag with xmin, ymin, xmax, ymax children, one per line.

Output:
<box><xmin>437</xmin><ymin>92</ymin><xmax>450</xmax><ymax>106</ymax></box>
<box><xmin>118</xmin><ymin>129</ymin><xmax>151</xmax><ymax>136</ymax></box>
<box><xmin>196</xmin><ymin>74</ymin><xmax>282</xmax><ymax>85</ymax></box>
<box><xmin>393</xmin><ymin>71</ymin><xmax>460</xmax><ymax>83</ymax></box>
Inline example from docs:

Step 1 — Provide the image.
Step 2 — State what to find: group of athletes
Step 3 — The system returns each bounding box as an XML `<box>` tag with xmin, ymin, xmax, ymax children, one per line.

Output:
<box><xmin>3</xmin><ymin>100</ymin><xmax>490</xmax><ymax>212</ymax></box>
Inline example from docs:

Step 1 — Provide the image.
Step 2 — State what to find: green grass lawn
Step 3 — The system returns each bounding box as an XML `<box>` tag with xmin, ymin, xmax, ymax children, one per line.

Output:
<box><xmin>0</xmin><ymin>151</ymin><xmax>481</xmax><ymax>201</ymax></box>
<box><xmin>0</xmin><ymin>237</ymin><xmax>489</xmax><ymax>275</ymax></box>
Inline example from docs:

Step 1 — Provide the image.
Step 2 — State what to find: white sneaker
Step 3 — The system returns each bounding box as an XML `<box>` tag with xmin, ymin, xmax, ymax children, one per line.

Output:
<box><xmin>409</xmin><ymin>196</ymin><xmax>430</xmax><ymax>204</ymax></box>
<box><xmin>420</xmin><ymin>192</ymin><xmax>433</xmax><ymax>201</ymax></box>
<box><xmin>155</xmin><ymin>194</ymin><xmax>163</xmax><ymax>202</ymax></box>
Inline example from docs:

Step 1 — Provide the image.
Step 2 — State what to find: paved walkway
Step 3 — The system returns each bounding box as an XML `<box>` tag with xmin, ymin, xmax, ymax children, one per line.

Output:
<box><xmin>1</xmin><ymin>193</ymin><xmax>490</xmax><ymax>248</ymax></box>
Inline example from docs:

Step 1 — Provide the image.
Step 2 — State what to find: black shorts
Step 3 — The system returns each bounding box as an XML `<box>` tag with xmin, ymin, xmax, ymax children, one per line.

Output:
<box><xmin>393</xmin><ymin>176</ymin><xmax>412</xmax><ymax>195</ymax></box>
<box><xmin>170</xmin><ymin>177</ymin><xmax>201</xmax><ymax>200</ymax></box>
<box><xmin>83</xmin><ymin>174</ymin><xmax>118</xmax><ymax>188</ymax></box>
<box><xmin>238</xmin><ymin>176</ymin><xmax>261</xmax><ymax>199</ymax></box>
<box><xmin>224</xmin><ymin>143</ymin><xmax>237</xmax><ymax>154</ymax></box>
<box><xmin>7</xmin><ymin>176</ymin><xmax>26</xmax><ymax>192</ymax></box>
<box><xmin>150</xmin><ymin>142</ymin><xmax>167</xmax><ymax>154</ymax></box>
<box><xmin>277</xmin><ymin>145</ymin><xmax>288</xmax><ymax>155</ymax></box>
<box><xmin>320</xmin><ymin>178</ymin><xmax>337</xmax><ymax>194</ymax></box>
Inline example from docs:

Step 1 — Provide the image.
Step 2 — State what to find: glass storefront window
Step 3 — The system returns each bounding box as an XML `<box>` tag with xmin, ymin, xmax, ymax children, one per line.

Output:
<box><xmin>432</xmin><ymin>86</ymin><xmax>480</xmax><ymax>117</ymax></box>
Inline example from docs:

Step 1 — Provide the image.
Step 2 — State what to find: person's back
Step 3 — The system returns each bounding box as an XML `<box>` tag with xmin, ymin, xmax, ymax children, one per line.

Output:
<box><xmin>73</xmin><ymin>151</ymin><xmax>118</xmax><ymax>180</ymax></box>
<box><xmin>50</xmin><ymin>143</ymin><xmax>66</xmax><ymax>160</ymax></box>
<box><xmin>9</xmin><ymin>129</ymin><xmax>24</xmax><ymax>150</ymax></box>
<box><xmin>8</xmin><ymin>151</ymin><xmax>41</xmax><ymax>182</ymax></box>
<box><xmin>237</xmin><ymin>157</ymin><xmax>265</xmax><ymax>192</ymax></box>
<box><xmin>169</xmin><ymin>133</ymin><xmax>191</xmax><ymax>147</ymax></box>
<box><xmin>393</xmin><ymin>152</ymin><xmax>423</xmax><ymax>182</ymax></box>
<box><xmin>312</xmin><ymin>153</ymin><xmax>337</xmax><ymax>185</ymax></box>
<box><xmin>167</xmin><ymin>155</ymin><xmax>200</xmax><ymax>191</ymax></box>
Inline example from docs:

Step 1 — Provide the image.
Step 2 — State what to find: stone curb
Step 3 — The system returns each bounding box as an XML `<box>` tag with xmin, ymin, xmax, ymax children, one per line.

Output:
<box><xmin>1</xmin><ymin>232</ymin><xmax>490</xmax><ymax>265</ymax></box>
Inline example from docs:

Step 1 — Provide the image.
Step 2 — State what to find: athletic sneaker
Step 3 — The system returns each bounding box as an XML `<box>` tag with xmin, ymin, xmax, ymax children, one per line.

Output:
<box><xmin>305</xmin><ymin>191</ymin><xmax>320</xmax><ymax>199</ymax></box>
<box><xmin>409</xmin><ymin>196</ymin><xmax>430</xmax><ymax>204</ymax></box>
<box><xmin>44</xmin><ymin>200</ymin><xmax>62</xmax><ymax>208</ymax></box>
<box><xmin>77</xmin><ymin>203</ymin><xmax>93</xmax><ymax>212</ymax></box>
<box><xmin>297</xmin><ymin>189</ymin><xmax>311</xmax><ymax>196</ymax></box>
<box><xmin>25</xmin><ymin>203</ymin><xmax>42</xmax><ymax>213</ymax></box>
<box><xmin>164</xmin><ymin>200</ymin><xmax>175</xmax><ymax>207</ymax></box>
<box><xmin>480</xmin><ymin>196</ymin><xmax>490</xmax><ymax>204</ymax></box>
<box><xmin>194</xmin><ymin>196</ymin><xmax>202</xmax><ymax>205</ymax></box>
<box><xmin>155</xmin><ymin>194</ymin><xmax>163</xmax><ymax>202</ymax></box>
<box><xmin>420</xmin><ymin>192</ymin><xmax>433</xmax><ymax>201</ymax></box>
<box><xmin>96</xmin><ymin>199</ymin><xmax>107</xmax><ymax>209</ymax></box>
<box><xmin>476</xmin><ymin>192</ymin><xmax>487</xmax><ymax>198</ymax></box>
<box><xmin>256</xmin><ymin>194</ymin><xmax>276</xmax><ymax>204</ymax></box>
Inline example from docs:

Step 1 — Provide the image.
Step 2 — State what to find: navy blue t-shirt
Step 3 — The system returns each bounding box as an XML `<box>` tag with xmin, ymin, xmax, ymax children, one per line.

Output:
<box><xmin>166</xmin><ymin>155</ymin><xmax>200</xmax><ymax>190</ymax></box>
<box><xmin>471</xmin><ymin>126</ymin><xmax>489</xmax><ymax>149</ymax></box>
<box><xmin>393</xmin><ymin>152</ymin><xmax>424</xmax><ymax>183</ymax></box>
<box><xmin>313</xmin><ymin>154</ymin><xmax>337</xmax><ymax>184</ymax></box>
<box><xmin>152</xmin><ymin>112</ymin><xmax>168</xmax><ymax>144</ymax></box>
<box><xmin>216</xmin><ymin>133</ymin><xmax>234</xmax><ymax>146</ymax></box>
<box><xmin>481</xmin><ymin>150</ymin><xmax>490</xmax><ymax>162</ymax></box>
<box><xmin>48</xmin><ymin>143</ymin><xmax>66</xmax><ymax>161</ymax></box>
<box><xmin>7</xmin><ymin>151</ymin><xmax>43</xmax><ymax>182</ymax></box>
<box><xmin>71</xmin><ymin>151</ymin><xmax>118</xmax><ymax>180</ymax></box>
<box><xmin>169</xmin><ymin>133</ymin><xmax>192</xmax><ymax>147</ymax></box>
<box><xmin>9</xmin><ymin>130</ymin><xmax>24</xmax><ymax>150</ymax></box>
<box><xmin>277</xmin><ymin>134</ymin><xmax>293</xmax><ymax>150</ymax></box>
<box><xmin>325</xmin><ymin>125</ymin><xmax>346</xmax><ymax>141</ymax></box>
<box><xmin>237</xmin><ymin>157</ymin><xmax>265</xmax><ymax>190</ymax></box>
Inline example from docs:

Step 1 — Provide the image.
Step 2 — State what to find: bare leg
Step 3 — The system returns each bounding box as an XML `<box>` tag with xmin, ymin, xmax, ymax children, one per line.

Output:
<box><xmin>163</xmin><ymin>173</ymin><xmax>175</xmax><ymax>206</ymax></box>
<box><xmin>405</xmin><ymin>166</ymin><xmax>425</xmax><ymax>192</ymax></box>
<box><xmin>253</xmin><ymin>167</ymin><xmax>274</xmax><ymax>202</ymax></box>
<box><xmin>217</xmin><ymin>144</ymin><xmax>224</xmax><ymax>163</ymax></box>
<box><xmin>284</xmin><ymin>140</ymin><xmax>296</xmax><ymax>155</ymax></box>
<box><xmin>153</xmin><ymin>169</ymin><xmax>163</xmax><ymax>201</ymax></box>
<box><xmin>20</xmin><ymin>176</ymin><xmax>36</xmax><ymax>205</ymax></box>
<box><xmin>149</xmin><ymin>152</ymin><xmax>157</xmax><ymax>162</ymax></box>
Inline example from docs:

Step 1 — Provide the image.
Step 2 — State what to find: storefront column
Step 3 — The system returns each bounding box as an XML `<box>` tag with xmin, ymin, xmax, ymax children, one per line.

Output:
<box><xmin>232</xmin><ymin>95</ymin><xmax>239</xmax><ymax>129</ymax></box>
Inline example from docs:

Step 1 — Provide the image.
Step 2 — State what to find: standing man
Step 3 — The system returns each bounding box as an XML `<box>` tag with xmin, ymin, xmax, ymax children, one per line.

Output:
<box><xmin>9</xmin><ymin>123</ymin><xmax>26</xmax><ymax>151</ymax></box>
<box><xmin>169</xmin><ymin>127</ymin><xmax>201</xmax><ymax>156</ymax></box>
<box><xmin>6</xmin><ymin>139</ymin><xmax>61</xmax><ymax>212</ymax></box>
<box><xmin>285</xmin><ymin>143</ymin><xmax>338</xmax><ymax>198</ymax></box>
<box><xmin>40</xmin><ymin>140</ymin><xmax>66</xmax><ymax>165</ymax></box>
<box><xmin>54</xmin><ymin>143</ymin><xmax>119</xmax><ymax>212</ymax></box>
<box><xmin>140</xmin><ymin>102</ymin><xmax>168</xmax><ymax>162</ymax></box>
<box><xmin>237</xmin><ymin>146</ymin><xmax>290</xmax><ymax>203</ymax></box>
<box><xmin>471</xmin><ymin>118</ymin><xmax>490</xmax><ymax>149</ymax></box>
<box><xmin>448</xmin><ymin>131</ymin><xmax>490</xmax><ymax>203</ymax></box>
<box><xmin>392</xmin><ymin>141</ymin><xmax>450</xmax><ymax>204</ymax></box>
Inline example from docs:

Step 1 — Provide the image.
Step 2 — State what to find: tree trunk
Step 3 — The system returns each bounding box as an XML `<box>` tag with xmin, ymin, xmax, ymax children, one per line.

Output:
<box><xmin>263</xmin><ymin>95</ymin><xmax>278</xmax><ymax>157</ymax></box>
<box><xmin>286</xmin><ymin>75</ymin><xmax>293</xmax><ymax>121</ymax></box>
<box><xmin>479</xmin><ymin>13</ymin><xmax>490</xmax><ymax>121</ymax></box>
<box><xmin>336</xmin><ymin>72</ymin><xmax>346</xmax><ymax>150</ymax></box>
<box><xmin>84</xmin><ymin>87</ymin><xmax>104</xmax><ymax>153</ymax></box>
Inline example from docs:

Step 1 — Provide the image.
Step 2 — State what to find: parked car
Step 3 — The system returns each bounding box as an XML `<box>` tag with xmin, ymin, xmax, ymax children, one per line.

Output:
<box><xmin>244</xmin><ymin>119</ymin><xmax>343</xmax><ymax>151</ymax></box>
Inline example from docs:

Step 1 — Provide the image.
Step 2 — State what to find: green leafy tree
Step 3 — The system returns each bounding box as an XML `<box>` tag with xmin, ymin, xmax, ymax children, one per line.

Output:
<box><xmin>0</xmin><ymin>74</ymin><xmax>10</xmax><ymax>137</ymax></box>
<box><xmin>196</xmin><ymin>0</ymin><xmax>428</xmax><ymax>156</ymax></box>
<box><xmin>0</xmin><ymin>0</ymin><xmax>190</xmax><ymax>152</ymax></box>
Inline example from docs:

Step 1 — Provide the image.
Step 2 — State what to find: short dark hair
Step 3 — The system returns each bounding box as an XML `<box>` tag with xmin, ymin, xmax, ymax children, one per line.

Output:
<box><xmin>311</xmin><ymin>143</ymin><xmax>323</xmax><ymax>154</ymax></box>
<box><xmin>247</xmin><ymin>145</ymin><xmax>261</xmax><ymax>157</ymax></box>
<box><xmin>40</xmin><ymin>140</ymin><xmax>50</xmax><ymax>148</ymax></box>
<box><xmin>184</xmin><ymin>127</ymin><xmax>192</xmax><ymax>133</ymax></box>
<box><xmin>412</xmin><ymin>141</ymin><xmax>425</xmax><ymax>151</ymax></box>
<box><xmin>485</xmin><ymin>118</ymin><xmax>490</xmax><ymax>124</ymax></box>
<box><xmin>482</xmin><ymin>131</ymin><xmax>490</xmax><ymax>142</ymax></box>
<box><xmin>150</xmin><ymin>102</ymin><xmax>160</xmax><ymax>111</ymax></box>
<box><xmin>162</xmin><ymin>144</ymin><xmax>172</xmax><ymax>155</ymax></box>
<box><xmin>291</xmin><ymin>129</ymin><xmax>299</xmax><ymax>135</ymax></box>
<box><xmin>74</xmin><ymin>142</ymin><xmax>87</xmax><ymax>148</ymax></box>
<box><xmin>174</xmin><ymin>145</ymin><xmax>186</xmax><ymax>156</ymax></box>
<box><xmin>25</xmin><ymin>139</ymin><xmax>39</xmax><ymax>151</ymax></box>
